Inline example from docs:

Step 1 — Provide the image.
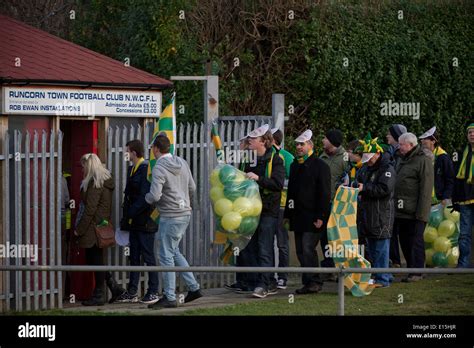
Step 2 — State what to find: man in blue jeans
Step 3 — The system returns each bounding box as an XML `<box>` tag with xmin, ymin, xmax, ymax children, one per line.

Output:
<box><xmin>243</xmin><ymin>124</ymin><xmax>285</xmax><ymax>298</ymax></box>
<box><xmin>145</xmin><ymin>134</ymin><xmax>203</xmax><ymax>309</ymax></box>
<box><xmin>453</xmin><ymin>122</ymin><xmax>474</xmax><ymax>268</ymax></box>
<box><xmin>117</xmin><ymin>139</ymin><xmax>159</xmax><ymax>304</ymax></box>
<box><xmin>356</xmin><ymin>134</ymin><xmax>396</xmax><ymax>288</ymax></box>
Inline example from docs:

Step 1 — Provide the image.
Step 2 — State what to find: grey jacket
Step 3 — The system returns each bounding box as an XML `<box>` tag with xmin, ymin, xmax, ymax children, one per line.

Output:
<box><xmin>145</xmin><ymin>154</ymin><xmax>196</xmax><ymax>217</ymax></box>
<box><xmin>395</xmin><ymin>145</ymin><xmax>434</xmax><ymax>222</ymax></box>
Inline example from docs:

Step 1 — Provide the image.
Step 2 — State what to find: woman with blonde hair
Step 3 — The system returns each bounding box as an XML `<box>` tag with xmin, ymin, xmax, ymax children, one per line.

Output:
<box><xmin>75</xmin><ymin>153</ymin><xmax>124</xmax><ymax>306</ymax></box>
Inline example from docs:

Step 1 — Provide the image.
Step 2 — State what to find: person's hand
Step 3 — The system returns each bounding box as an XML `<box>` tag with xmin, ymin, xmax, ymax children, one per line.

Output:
<box><xmin>73</xmin><ymin>230</ymin><xmax>78</xmax><ymax>237</ymax></box>
<box><xmin>246</xmin><ymin>172</ymin><xmax>259</xmax><ymax>181</ymax></box>
<box><xmin>314</xmin><ymin>219</ymin><xmax>323</xmax><ymax>229</ymax></box>
<box><xmin>358</xmin><ymin>183</ymin><xmax>364</xmax><ymax>191</ymax></box>
<box><xmin>441</xmin><ymin>199</ymin><xmax>450</xmax><ymax>206</ymax></box>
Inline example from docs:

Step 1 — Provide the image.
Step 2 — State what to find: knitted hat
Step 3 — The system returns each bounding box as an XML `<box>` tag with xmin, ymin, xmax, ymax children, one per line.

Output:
<box><xmin>325</xmin><ymin>129</ymin><xmax>343</xmax><ymax>147</ymax></box>
<box><xmin>389</xmin><ymin>124</ymin><xmax>407</xmax><ymax>142</ymax></box>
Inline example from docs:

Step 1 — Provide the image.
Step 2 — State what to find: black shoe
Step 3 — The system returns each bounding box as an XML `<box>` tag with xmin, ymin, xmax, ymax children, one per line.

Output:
<box><xmin>82</xmin><ymin>288</ymin><xmax>105</xmax><ymax>306</ymax></box>
<box><xmin>148</xmin><ymin>297</ymin><xmax>177</xmax><ymax>309</ymax></box>
<box><xmin>106</xmin><ymin>278</ymin><xmax>126</xmax><ymax>304</ymax></box>
<box><xmin>402</xmin><ymin>275</ymin><xmax>423</xmax><ymax>283</ymax></box>
<box><xmin>252</xmin><ymin>287</ymin><xmax>268</xmax><ymax>298</ymax></box>
<box><xmin>267</xmin><ymin>283</ymin><xmax>278</xmax><ymax>295</ymax></box>
<box><xmin>235</xmin><ymin>286</ymin><xmax>254</xmax><ymax>294</ymax></box>
<box><xmin>224</xmin><ymin>283</ymin><xmax>243</xmax><ymax>292</ymax></box>
<box><xmin>277</xmin><ymin>279</ymin><xmax>287</xmax><ymax>289</ymax></box>
<box><xmin>184</xmin><ymin>289</ymin><xmax>203</xmax><ymax>303</ymax></box>
<box><xmin>295</xmin><ymin>284</ymin><xmax>322</xmax><ymax>295</ymax></box>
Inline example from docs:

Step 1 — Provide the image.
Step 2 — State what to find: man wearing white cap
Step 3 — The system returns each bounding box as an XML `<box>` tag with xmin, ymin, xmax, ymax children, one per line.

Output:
<box><xmin>284</xmin><ymin>129</ymin><xmax>331</xmax><ymax>294</ymax></box>
<box><xmin>419</xmin><ymin>126</ymin><xmax>455</xmax><ymax>206</ymax></box>
<box><xmin>270</xmin><ymin>127</ymin><xmax>295</xmax><ymax>289</ymax></box>
<box><xmin>239</xmin><ymin>124</ymin><xmax>285</xmax><ymax>298</ymax></box>
<box><xmin>356</xmin><ymin>134</ymin><xmax>396</xmax><ymax>288</ymax></box>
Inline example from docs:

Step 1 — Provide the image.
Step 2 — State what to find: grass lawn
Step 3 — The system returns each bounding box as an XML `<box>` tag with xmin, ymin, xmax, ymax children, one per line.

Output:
<box><xmin>4</xmin><ymin>275</ymin><xmax>473</xmax><ymax>316</ymax></box>
<box><xmin>183</xmin><ymin>274</ymin><xmax>474</xmax><ymax>316</ymax></box>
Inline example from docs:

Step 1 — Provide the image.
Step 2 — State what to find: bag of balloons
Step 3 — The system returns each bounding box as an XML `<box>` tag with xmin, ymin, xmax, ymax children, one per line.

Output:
<box><xmin>211</xmin><ymin>164</ymin><xmax>262</xmax><ymax>255</ymax></box>
<box><xmin>424</xmin><ymin>203</ymin><xmax>460</xmax><ymax>267</ymax></box>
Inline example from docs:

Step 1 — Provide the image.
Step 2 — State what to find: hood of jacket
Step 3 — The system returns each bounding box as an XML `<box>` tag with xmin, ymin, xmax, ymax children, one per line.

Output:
<box><xmin>157</xmin><ymin>155</ymin><xmax>183</xmax><ymax>175</ymax></box>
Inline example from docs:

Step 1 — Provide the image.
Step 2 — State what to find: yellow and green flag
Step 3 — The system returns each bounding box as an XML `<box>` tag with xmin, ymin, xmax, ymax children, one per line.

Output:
<box><xmin>147</xmin><ymin>92</ymin><xmax>176</xmax><ymax>222</ymax></box>
<box><xmin>327</xmin><ymin>186</ymin><xmax>374</xmax><ymax>297</ymax></box>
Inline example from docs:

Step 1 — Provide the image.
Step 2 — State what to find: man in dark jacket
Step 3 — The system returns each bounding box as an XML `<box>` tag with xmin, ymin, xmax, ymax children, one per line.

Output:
<box><xmin>357</xmin><ymin>134</ymin><xmax>396</xmax><ymax>288</ymax></box>
<box><xmin>394</xmin><ymin>133</ymin><xmax>434</xmax><ymax>282</ymax></box>
<box><xmin>386</xmin><ymin>123</ymin><xmax>407</xmax><ymax>268</ymax></box>
<box><xmin>452</xmin><ymin>122</ymin><xmax>474</xmax><ymax>268</ymax></box>
<box><xmin>419</xmin><ymin>126</ymin><xmax>455</xmax><ymax>206</ymax></box>
<box><xmin>116</xmin><ymin>140</ymin><xmax>159</xmax><ymax>304</ymax></box>
<box><xmin>241</xmin><ymin>124</ymin><xmax>285</xmax><ymax>299</ymax></box>
<box><xmin>284</xmin><ymin>130</ymin><xmax>331</xmax><ymax>294</ymax></box>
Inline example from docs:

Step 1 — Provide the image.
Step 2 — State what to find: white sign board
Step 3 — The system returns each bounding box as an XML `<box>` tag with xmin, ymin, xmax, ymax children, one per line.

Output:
<box><xmin>2</xmin><ymin>87</ymin><xmax>162</xmax><ymax>117</ymax></box>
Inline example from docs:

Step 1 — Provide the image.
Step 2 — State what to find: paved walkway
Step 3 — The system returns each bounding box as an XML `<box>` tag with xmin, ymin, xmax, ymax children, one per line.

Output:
<box><xmin>62</xmin><ymin>279</ymin><xmax>339</xmax><ymax>315</ymax></box>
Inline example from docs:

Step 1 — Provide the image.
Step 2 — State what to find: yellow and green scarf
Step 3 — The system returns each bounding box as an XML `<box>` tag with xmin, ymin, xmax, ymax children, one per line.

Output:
<box><xmin>297</xmin><ymin>149</ymin><xmax>314</xmax><ymax>164</ymax></box>
<box><xmin>456</xmin><ymin>145</ymin><xmax>474</xmax><ymax>184</ymax></box>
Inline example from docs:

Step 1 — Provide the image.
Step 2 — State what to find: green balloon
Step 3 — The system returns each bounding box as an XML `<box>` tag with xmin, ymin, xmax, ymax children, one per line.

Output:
<box><xmin>241</xmin><ymin>180</ymin><xmax>260</xmax><ymax>198</ymax></box>
<box><xmin>215</xmin><ymin>217</ymin><xmax>223</xmax><ymax>231</ymax></box>
<box><xmin>432</xmin><ymin>251</ymin><xmax>449</xmax><ymax>267</ymax></box>
<box><xmin>429</xmin><ymin>208</ymin><xmax>444</xmax><ymax>228</ymax></box>
<box><xmin>219</xmin><ymin>165</ymin><xmax>238</xmax><ymax>185</ymax></box>
<box><xmin>224</xmin><ymin>184</ymin><xmax>245</xmax><ymax>201</ymax></box>
<box><xmin>238</xmin><ymin>216</ymin><xmax>259</xmax><ymax>236</ymax></box>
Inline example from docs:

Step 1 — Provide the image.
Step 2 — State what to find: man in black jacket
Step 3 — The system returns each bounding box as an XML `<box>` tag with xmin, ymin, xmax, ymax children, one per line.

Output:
<box><xmin>241</xmin><ymin>124</ymin><xmax>285</xmax><ymax>299</ymax></box>
<box><xmin>116</xmin><ymin>139</ymin><xmax>159</xmax><ymax>304</ymax></box>
<box><xmin>284</xmin><ymin>130</ymin><xmax>331</xmax><ymax>294</ymax></box>
<box><xmin>357</xmin><ymin>134</ymin><xmax>396</xmax><ymax>288</ymax></box>
<box><xmin>419</xmin><ymin>126</ymin><xmax>455</xmax><ymax>205</ymax></box>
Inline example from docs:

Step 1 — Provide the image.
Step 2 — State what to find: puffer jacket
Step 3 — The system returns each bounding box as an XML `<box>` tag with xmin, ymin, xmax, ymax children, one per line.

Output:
<box><xmin>357</xmin><ymin>153</ymin><xmax>396</xmax><ymax>239</ymax></box>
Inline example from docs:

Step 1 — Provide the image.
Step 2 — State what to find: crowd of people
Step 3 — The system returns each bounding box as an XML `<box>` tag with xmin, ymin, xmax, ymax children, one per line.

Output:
<box><xmin>72</xmin><ymin>121</ymin><xmax>473</xmax><ymax>305</ymax></box>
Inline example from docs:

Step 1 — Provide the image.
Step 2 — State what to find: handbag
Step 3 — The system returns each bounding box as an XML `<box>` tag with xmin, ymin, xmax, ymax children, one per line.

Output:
<box><xmin>94</xmin><ymin>219</ymin><xmax>116</xmax><ymax>248</ymax></box>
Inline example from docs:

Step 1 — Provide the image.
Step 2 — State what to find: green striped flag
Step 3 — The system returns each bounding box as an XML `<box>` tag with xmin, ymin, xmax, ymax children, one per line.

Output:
<box><xmin>147</xmin><ymin>92</ymin><xmax>176</xmax><ymax>222</ymax></box>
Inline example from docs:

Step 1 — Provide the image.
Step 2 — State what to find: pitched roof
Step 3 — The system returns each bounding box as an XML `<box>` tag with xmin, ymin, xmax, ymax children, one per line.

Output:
<box><xmin>0</xmin><ymin>15</ymin><xmax>172</xmax><ymax>89</ymax></box>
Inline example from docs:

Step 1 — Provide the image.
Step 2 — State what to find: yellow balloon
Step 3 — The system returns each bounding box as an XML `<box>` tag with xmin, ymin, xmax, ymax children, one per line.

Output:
<box><xmin>210</xmin><ymin>186</ymin><xmax>225</xmax><ymax>202</ymax></box>
<box><xmin>433</xmin><ymin>236</ymin><xmax>451</xmax><ymax>253</ymax></box>
<box><xmin>446</xmin><ymin>247</ymin><xmax>459</xmax><ymax>267</ymax></box>
<box><xmin>233</xmin><ymin>197</ymin><xmax>253</xmax><ymax>217</ymax></box>
<box><xmin>214</xmin><ymin>198</ymin><xmax>233</xmax><ymax>217</ymax></box>
<box><xmin>233</xmin><ymin>173</ymin><xmax>246</xmax><ymax>184</ymax></box>
<box><xmin>425</xmin><ymin>248</ymin><xmax>435</xmax><ymax>266</ymax></box>
<box><xmin>423</xmin><ymin>226</ymin><xmax>438</xmax><ymax>243</ymax></box>
<box><xmin>210</xmin><ymin>169</ymin><xmax>223</xmax><ymax>188</ymax></box>
<box><xmin>443</xmin><ymin>206</ymin><xmax>460</xmax><ymax>223</ymax></box>
<box><xmin>249</xmin><ymin>198</ymin><xmax>262</xmax><ymax>216</ymax></box>
<box><xmin>222</xmin><ymin>212</ymin><xmax>242</xmax><ymax>231</ymax></box>
<box><xmin>438</xmin><ymin>220</ymin><xmax>456</xmax><ymax>237</ymax></box>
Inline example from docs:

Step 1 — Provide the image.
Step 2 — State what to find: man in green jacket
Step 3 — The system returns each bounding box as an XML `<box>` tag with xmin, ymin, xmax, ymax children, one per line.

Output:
<box><xmin>320</xmin><ymin>129</ymin><xmax>350</xmax><ymax>275</ymax></box>
<box><xmin>393</xmin><ymin>132</ymin><xmax>434</xmax><ymax>282</ymax></box>
<box><xmin>271</xmin><ymin>127</ymin><xmax>294</xmax><ymax>289</ymax></box>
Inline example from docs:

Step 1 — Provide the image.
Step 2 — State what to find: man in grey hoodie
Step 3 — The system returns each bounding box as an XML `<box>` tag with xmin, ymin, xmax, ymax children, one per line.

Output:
<box><xmin>145</xmin><ymin>133</ymin><xmax>203</xmax><ymax>309</ymax></box>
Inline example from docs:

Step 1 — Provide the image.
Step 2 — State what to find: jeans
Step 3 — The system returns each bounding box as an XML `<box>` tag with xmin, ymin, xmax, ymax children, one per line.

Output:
<box><xmin>240</xmin><ymin>216</ymin><xmax>277</xmax><ymax>290</ymax></box>
<box><xmin>157</xmin><ymin>215</ymin><xmax>199</xmax><ymax>301</ymax></box>
<box><xmin>367</xmin><ymin>238</ymin><xmax>392</xmax><ymax>286</ymax></box>
<box><xmin>389</xmin><ymin>227</ymin><xmax>401</xmax><ymax>266</ymax></box>
<box><xmin>129</xmin><ymin>230</ymin><xmax>158</xmax><ymax>294</ymax></box>
<box><xmin>275</xmin><ymin>208</ymin><xmax>289</xmax><ymax>281</ymax></box>
<box><xmin>294</xmin><ymin>229</ymin><xmax>323</xmax><ymax>286</ymax></box>
<box><xmin>458</xmin><ymin>204</ymin><xmax>474</xmax><ymax>268</ymax></box>
<box><xmin>395</xmin><ymin>218</ymin><xmax>425</xmax><ymax>276</ymax></box>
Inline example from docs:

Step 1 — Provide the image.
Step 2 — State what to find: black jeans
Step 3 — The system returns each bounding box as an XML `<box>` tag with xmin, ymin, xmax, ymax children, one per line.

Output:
<box><xmin>394</xmin><ymin>218</ymin><xmax>426</xmax><ymax>275</ymax></box>
<box><xmin>294</xmin><ymin>230</ymin><xmax>323</xmax><ymax>286</ymax></box>
<box><xmin>239</xmin><ymin>216</ymin><xmax>277</xmax><ymax>290</ymax></box>
<box><xmin>389</xmin><ymin>226</ymin><xmax>401</xmax><ymax>266</ymax></box>
<box><xmin>85</xmin><ymin>244</ymin><xmax>112</xmax><ymax>290</ymax></box>
<box><xmin>276</xmin><ymin>208</ymin><xmax>289</xmax><ymax>281</ymax></box>
<box><xmin>320</xmin><ymin>225</ymin><xmax>335</xmax><ymax>269</ymax></box>
<box><xmin>129</xmin><ymin>230</ymin><xmax>159</xmax><ymax>294</ymax></box>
